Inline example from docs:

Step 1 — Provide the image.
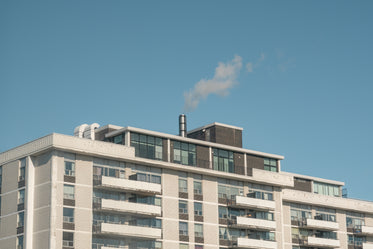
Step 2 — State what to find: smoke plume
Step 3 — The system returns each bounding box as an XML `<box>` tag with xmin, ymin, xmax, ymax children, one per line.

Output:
<box><xmin>184</xmin><ymin>55</ymin><xmax>242</xmax><ymax>112</ymax></box>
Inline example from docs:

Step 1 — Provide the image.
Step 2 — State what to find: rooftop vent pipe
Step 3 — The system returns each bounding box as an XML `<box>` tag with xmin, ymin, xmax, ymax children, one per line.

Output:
<box><xmin>74</xmin><ymin>123</ymin><xmax>100</xmax><ymax>140</ymax></box>
<box><xmin>179</xmin><ymin>114</ymin><xmax>187</xmax><ymax>137</ymax></box>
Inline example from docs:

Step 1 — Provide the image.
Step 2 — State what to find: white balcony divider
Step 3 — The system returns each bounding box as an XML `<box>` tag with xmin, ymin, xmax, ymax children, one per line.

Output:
<box><xmin>307</xmin><ymin>237</ymin><xmax>340</xmax><ymax>248</ymax></box>
<box><xmin>234</xmin><ymin>196</ymin><xmax>275</xmax><ymax>210</ymax></box>
<box><xmin>306</xmin><ymin>219</ymin><xmax>339</xmax><ymax>231</ymax></box>
<box><xmin>100</xmin><ymin>176</ymin><xmax>161</xmax><ymax>194</ymax></box>
<box><xmin>233</xmin><ymin>217</ymin><xmax>276</xmax><ymax>231</ymax></box>
<box><xmin>362</xmin><ymin>226</ymin><xmax>373</xmax><ymax>235</ymax></box>
<box><xmin>236</xmin><ymin>237</ymin><xmax>277</xmax><ymax>249</ymax></box>
<box><xmin>363</xmin><ymin>243</ymin><xmax>373</xmax><ymax>249</ymax></box>
<box><xmin>99</xmin><ymin>223</ymin><xmax>162</xmax><ymax>239</ymax></box>
<box><xmin>100</xmin><ymin>199</ymin><xmax>161</xmax><ymax>216</ymax></box>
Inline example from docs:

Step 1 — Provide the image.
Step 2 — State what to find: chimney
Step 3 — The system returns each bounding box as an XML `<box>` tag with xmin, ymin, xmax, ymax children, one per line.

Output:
<box><xmin>179</xmin><ymin>114</ymin><xmax>187</xmax><ymax>137</ymax></box>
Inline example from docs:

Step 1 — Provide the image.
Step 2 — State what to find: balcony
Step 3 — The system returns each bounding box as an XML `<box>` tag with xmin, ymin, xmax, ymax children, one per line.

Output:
<box><xmin>305</xmin><ymin>218</ymin><xmax>339</xmax><ymax>231</ymax></box>
<box><xmin>94</xmin><ymin>176</ymin><xmax>161</xmax><ymax>195</ymax></box>
<box><xmin>231</xmin><ymin>237</ymin><xmax>277</xmax><ymax>249</ymax></box>
<box><xmin>93</xmin><ymin>222</ymin><xmax>161</xmax><ymax>239</ymax></box>
<box><xmin>95</xmin><ymin>199</ymin><xmax>161</xmax><ymax>217</ymax></box>
<box><xmin>228</xmin><ymin>195</ymin><xmax>275</xmax><ymax>211</ymax></box>
<box><xmin>307</xmin><ymin>237</ymin><xmax>340</xmax><ymax>248</ymax></box>
<box><xmin>229</xmin><ymin>216</ymin><xmax>276</xmax><ymax>231</ymax></box>
<box><xmin>363</xmin><ymin>243</ymin><xmax>373</xmax><ymax>249</ymax></box>
<box><xmin>361</xmin><ymin>226</ymin><xmax>373</xmax><ymax>236</ymax></box>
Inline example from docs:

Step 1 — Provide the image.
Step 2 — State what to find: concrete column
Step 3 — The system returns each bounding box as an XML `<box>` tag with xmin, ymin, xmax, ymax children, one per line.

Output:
<box><xmin>209</xmin><ymin>147</ymin><xmax>212</xmax><ymax>169</ymax></box>
<box><xmin>25</xmin><ymin>156</ymin><xmax>35</xmax><ymax>249</ymax></box>
<box><xmin>49</xmin><ymin>151</ymin><xmax>58</xmax><ymax>249</ymax></box>
<box><xmin>167</xmin><ymin>139</ymin><xmax>171</xmax><ymax>162</ymax></box>
<box><xmin>244</xmin><ymin>154</ymin><xmax>247</xmax><ymax>176</ymax></box>
<box><xmin>125</xmin><ymin>131</ymin><xmax>131</xmax><ymax>146</ymax></box>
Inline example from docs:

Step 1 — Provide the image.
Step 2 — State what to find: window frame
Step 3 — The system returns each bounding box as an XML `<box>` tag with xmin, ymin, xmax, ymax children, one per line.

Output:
<box><xmin>63</xmin><ymin>185</ymin><xmax>75</xmax><ymax>200</ymax></box>
<box><xmin>179</xmin><ymin>222</ymin><xmax>188</xmax><ymax>236</ymax></box>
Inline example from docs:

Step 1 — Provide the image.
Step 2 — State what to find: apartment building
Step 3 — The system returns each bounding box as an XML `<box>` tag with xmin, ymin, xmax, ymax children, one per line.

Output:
<box><xmin>0</xmin><ymin>115</ymin><xmax>372</xmax><ymax>249</ymax></box>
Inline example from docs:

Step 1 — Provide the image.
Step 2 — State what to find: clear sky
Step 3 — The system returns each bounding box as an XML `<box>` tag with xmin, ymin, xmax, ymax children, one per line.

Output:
<box><xmin>1</xmin><ymin>1</ymin><xmax>372</xmax><ymax>201</ymax></box>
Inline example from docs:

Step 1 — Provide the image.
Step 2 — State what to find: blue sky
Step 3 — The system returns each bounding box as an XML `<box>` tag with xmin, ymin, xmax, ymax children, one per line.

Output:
<box><xmin>1</xmin><ymin>1</ymin><xmax>372</xmax><ymax>201</ymax></box>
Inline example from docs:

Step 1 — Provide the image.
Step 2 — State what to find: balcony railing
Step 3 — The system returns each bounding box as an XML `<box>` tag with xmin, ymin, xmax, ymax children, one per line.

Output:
<box><xmin>307</xmin><ymin>236</ymin><xmax>340</xmax><ymax>248</ymax></box>
<box><xmin>93</xmin><ymin>175</ymin><xmax>161</xmax><ymax>195</ymax></box>
<box><xmin>229</xmin><ymin>237</ymin><xmax>277</xmax><ymax>249</ymax></box>
<box><xmin>306</xmin><ymin>218</ymin><xmax>339</xmax><ymax>231</ymax></box>
<box><xmin>94</xmin><ymin>198</ymin><xmax>161</xmax><ymax>217</ymax></box>
<box><xmin>93</xmin><ymin>222</ymin><xmax>162</xmax><ymax>239</ymax></box>
<box><xmin>227</xmin><ymin>195</ymin><xmax>275</xmax><ymax>210</ymax></box>
<box><xmin>363</xmin><ymin>243</ymin><xmax>373</xmax><ymax>249</ymax></box>
<box><xmin>228</xmin><ymin>216</ymin><xmax>276</xmax><ymax>231</ymax></box>
<box><xmin>351</xmin><ymin>225</ymin><xmax>373</xmax><ymax>236</ymax></box>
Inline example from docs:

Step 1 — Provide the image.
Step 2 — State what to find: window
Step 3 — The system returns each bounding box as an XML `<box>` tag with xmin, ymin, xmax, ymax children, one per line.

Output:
<box><xmin>348</xmin><ymin>234</ymin><xmax>366</xmax><ymax>246</ymax></box>
<box><xmin>63</xmin><ymin>232</ymin><xmax>74</xmax><ymax>247</ymax></box>
<box><xmin>17</xmin><ymin>235</ymin><xmax>24</xmax><ymax>249</ymax></box>
<box><xmin>135</xmin><ymin>195</ymin><xmax>161</xmax><ymax>206</ymax></box>
<box><xmin>63</xmin><ymin>185</ymin><xmax>75</xmax><ymax>200</ymax></box>
<box><xmin>194</xmin><ymin>180</ymin><xmax>202</xmax><ymax>195</ymax></box>
<box><xmin>19</xmin><ymin>158</ymin><xmax>26</xmax><ymax>181</ymax></box>
<box><xmin>315</xmin><ymin>207</ymin><xmax>336</xmax><ymax>222</ymax></box>
<box><xmin>93</xmin><ymin>190</ymin><xmax>126</xmax><ymax>203</ymax></box>
<box><xmin>18</xmin><ymin>189</ymin><xmax>25</xmax><ymax>204</ymax></box>
<box><xmin>247</xmin><ymin>183</ymin><xmax>273</xmax><ymax>200</ymax></box>
<box><xmin>173</xmin><ymin>141</ymin><xmax>196</xmax><ymax>166</ymax></box>
<box><xmin>130</xmin><ymin>165</ymin><xmax>162</xmax><ymax>184</ymax></box>
<box><xmin>194</xmin><ymin>202</ymin><xmax>203</xmax><ymax>216</ymax></box>
<box><xmin>113</xmin><ymin>134</ymin><xmax>123</xmax><ymax>144</ymax></box>
<box><xmin>93</xmin><ymin>166</ymin><xmax>125</xmax><ymax>179</ymax></box>
<box><xmin>92</xmin><ymin>238</ymin><xmax>127</xmax><ymax>249</ymax></box>
<box><xmin>132</xmin><ymin>241</ymin><xmax>162</xmax><ymax>249</ymax></box>
<box><xmin>290</xmin><ymin>203</ymin><xmax>312</xmax><ymax>222</ymax></box>
<box><xmin>195</xmin><ymin>246</ymin><xmax>203</xmax><ymax>249</ymax></box>
<box><xmin>134</xmin><ymin>172</ymin><xmax>161</xmax><ymax>184</ymax></box>
<box><xmin>218</xmin><ymin>178</ymin><xmax>243</xmax><ymax>200</ymax></box>
<box><xmin>179</xmin><ymin>178</ymin><xmax>188</xmax><ymax>193</ymax></box>
<box><xmin>195</xmin><ymin>223</ymin><xmax>203</xmax><ymax>238</ymax></box>
<box><xmin>134</xmin><ymin>218</ymin><xmax>162</xmax><ymax>228</ymax></box>
<box><xmin>219</xmin><ymin>206</ymin><xmax>228</xmax><ymax>219</ymax></box>
<box><xmin>179</xmin><ymin>200</ymin><xmax>188</xmax><ymax>214</ymax></box>
<box><xmin>252</xmin><ymin>211</ymin><xmax>274</xmax><ymax>221</ymax></box>
<box><xmin>179</xmin><ymin>222</ymin><xmax>188</xmax><ymax>236</ymax></box>
<box><xmin>219</xmin><ymin>227</ymin><xmax>228</xmax><ymax>240</ymax></box>
<box><xmin>17</xmin><ymin>212</ymin><xmax>24</xmax><ymax>227</ymax></box>
<box><xmin>315</xmin><ymin>230</ymin><xmax>337</xmax><ymax>240</ymax></box>
<box><xmin>313</xmin><ymin>182</ymin><xmax>340</xmax><ymax>197</ymax></box>
<box><xmin>248</xmin><ymin>230</ymin><xmax>275</xmax><ymax>241</ymax></box>
<box><xmin>292</xmin><ymin>227</ymin><xmax>313</xmax><ymax>241</ymax></box>
<box><xmin>63</xmin><ymin>207</ymin><xmax>74</xmax><ymax>223</ymax></box>
<box><xmin>229</xmin><ymin>208</ymin><xmax>245</xmax><ymax>219</ymax></box>
<box><xmin>264</xmin><ymin>158</ymin><xmax>277</xmax><ymax>172</ymax></box>
<box><xmin>213</xmin><ymin>148</ymin><xmax>234</xmax><ymax>173</ymax></box>
<box><xmin>346</xmin><ymin>212</ymin><xmax>365</xmax><ymax>228</ymax></box>
<box><xmin>64</xmin><ymin>161</ymin><xmax>75</xmax><ymax>176</ymax></box>
<box><xmin>130</xmin><ymin>133</ymin><xmax>163</xmax><ymax>160</ymax></box>
<box><xmin>93</xmin><ymin>213</ymin><xmax>126</xmax><ymax>225</ymax></box>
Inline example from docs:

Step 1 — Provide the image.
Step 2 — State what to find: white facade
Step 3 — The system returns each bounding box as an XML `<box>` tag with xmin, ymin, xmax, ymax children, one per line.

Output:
<box><xmin>0</xmin><ymin>123</ymin><xmax>372</xmax><ymax>249</ymax></box>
